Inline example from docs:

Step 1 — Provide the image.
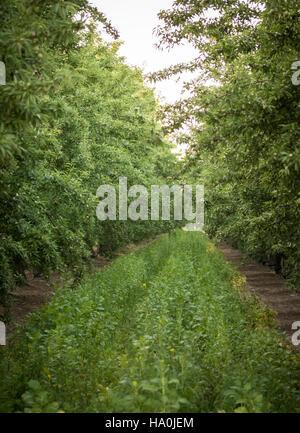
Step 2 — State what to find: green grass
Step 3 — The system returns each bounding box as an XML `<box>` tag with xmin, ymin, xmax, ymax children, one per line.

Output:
<box><xmin>1</xmin><ymin>230</ymin><xmax>300</xmax><ymax>413</ymax></box>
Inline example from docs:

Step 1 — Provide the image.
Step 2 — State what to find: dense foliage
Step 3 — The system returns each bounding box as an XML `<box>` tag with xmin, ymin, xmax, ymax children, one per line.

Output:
<box><xmin>154</xmin><ymin>0</ymin><xmax>300</xmax><ymax>287</ymax></box>
<box><xmin>1</xmin><ymin>231</ymin><xmax>299</xmax><ymax>413</ymax></box>
<box><xmin>0</xmin><ymin>1</ymin><xmax>180</xmax><ymax>316</ymax></box>
<box><xmin>1</xmin><ymin>2</ymin><xmax>300</xmax><ymax>414</ymax></box>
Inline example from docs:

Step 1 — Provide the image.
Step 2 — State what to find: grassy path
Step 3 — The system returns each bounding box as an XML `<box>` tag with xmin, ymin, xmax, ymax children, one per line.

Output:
<box><xmin>1</xmin><ymin>231</ymin><xmax>300</xmax><ymax>413</ymax></box>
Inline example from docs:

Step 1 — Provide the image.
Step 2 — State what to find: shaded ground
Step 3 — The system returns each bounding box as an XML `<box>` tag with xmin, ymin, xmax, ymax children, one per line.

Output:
<box><xmin>5</xmin><ymin>271</ymin><xmax>62</xmax><ymax>335</ymax></box>
<box><xmin>4</xmin><ymin>236</ymin><xmax>161</xmax><ymax>336</ymax></box>
<box><xmin>218</xmin><ymin>242</ymin><xmax>300</xmax><ymax>348</ymax></box>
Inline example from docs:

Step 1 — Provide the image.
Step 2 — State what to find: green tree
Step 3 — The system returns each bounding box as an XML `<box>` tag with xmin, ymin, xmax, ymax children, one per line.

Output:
<box><xmin>154</xmin><ymin>0</ymin><xmax>300</xmax><ymax>287</ymax></box>
<box><xmin>0</xmin><ymin>3</ymin><xmax>180</xmax><ymax>317</ymax></box>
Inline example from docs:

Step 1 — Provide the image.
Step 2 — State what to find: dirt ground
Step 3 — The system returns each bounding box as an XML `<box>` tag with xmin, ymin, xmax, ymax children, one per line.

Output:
<box><xmin>3</xmin><ymin>236</ymin><xmax>160</xmax><ymax>336</ymax></box>
<box><xmin>218</xmin><ymin>242</ymin><xmax>300</xmax><ymax>349</ymax></box>
<box><xmin>4</xmin><ymin>271</ymin><xmax>62</xmax><ymax>335</ymax></box>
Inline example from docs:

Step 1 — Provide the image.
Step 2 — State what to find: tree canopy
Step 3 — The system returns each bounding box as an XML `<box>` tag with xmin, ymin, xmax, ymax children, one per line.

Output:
<box><xmin>154</xmin><ymin>0</ymin><xmax>300</xmax><ymax>287</ymax></box>
<box><xmin>0</xmin><ymin>1</ymin><xmax>180</xmax><ymax>315</ymax></box>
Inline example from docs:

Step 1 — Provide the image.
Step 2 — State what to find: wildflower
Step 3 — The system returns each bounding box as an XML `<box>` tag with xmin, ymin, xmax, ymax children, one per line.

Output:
<box><xmin>169</xmin><ymin>348</ymin><xmax>175</xmax><ymax>352</ymax></box>
<box><xmin>132</xmin><ymin>381</ymin><xmax>137</xmax><ymax>387</ymax></box>
<box><xmin>142</xmin><ymin>283</ymin><xmax>146</xmax><ymax>287</ymax></box>
<box><xmin>217</xmin><ymin>333</ymin><xmax>221</xmax><ymax>337</ymax></box>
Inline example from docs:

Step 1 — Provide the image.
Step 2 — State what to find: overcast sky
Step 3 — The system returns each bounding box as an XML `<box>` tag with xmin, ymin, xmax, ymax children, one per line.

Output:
<box><xmin>90</xmin><ymin>0</ymin><xmax>199</xmax><ymax>103</ymax></box>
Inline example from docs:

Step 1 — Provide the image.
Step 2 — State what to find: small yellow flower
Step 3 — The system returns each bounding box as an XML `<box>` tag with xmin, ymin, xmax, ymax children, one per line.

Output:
<box><xmin>217</xmin><ymin>333</ymin><xmax>221</xmax><ymax>337</ymax></box>
<box><xmin>47</xmin><ymin>374</ymin><xmax>51</xmax><ymax>380</ymax></box>
<box><xmin>207</xmin><ymin>245</ymin><xmax>217</xmax><ymax>253</ymax></box>
<box><xmin>142</xmin><ymin>283</ymin><xmax>146</xmax><ymax>287</ymax></box>
<box><xmin>169</xmin><ymin>348</ymin><xmax>175</xmax><ymax>352</ymax></box>
<box><xmin>132</xmin><ymin>381</ymin><xmax>137</xmax><ymax>387</ymax></box>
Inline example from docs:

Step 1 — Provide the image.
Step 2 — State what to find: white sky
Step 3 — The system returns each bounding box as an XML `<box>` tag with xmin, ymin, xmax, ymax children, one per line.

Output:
<box><xmin>90</xmin><ymin>0</ymin><xmax>199</xmax><ymax>104</ymax></box>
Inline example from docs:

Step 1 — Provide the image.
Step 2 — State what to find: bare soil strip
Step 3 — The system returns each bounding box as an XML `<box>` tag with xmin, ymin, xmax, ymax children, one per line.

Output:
<box><xmin>218</xmin><ymin>242</ymin><xmax>300</xmax><ymax>348</ymax></box>
<box><xmin>5</xmin><ymin>236</ymin><xmax>161</xmax><ymax>336</ymax></box>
